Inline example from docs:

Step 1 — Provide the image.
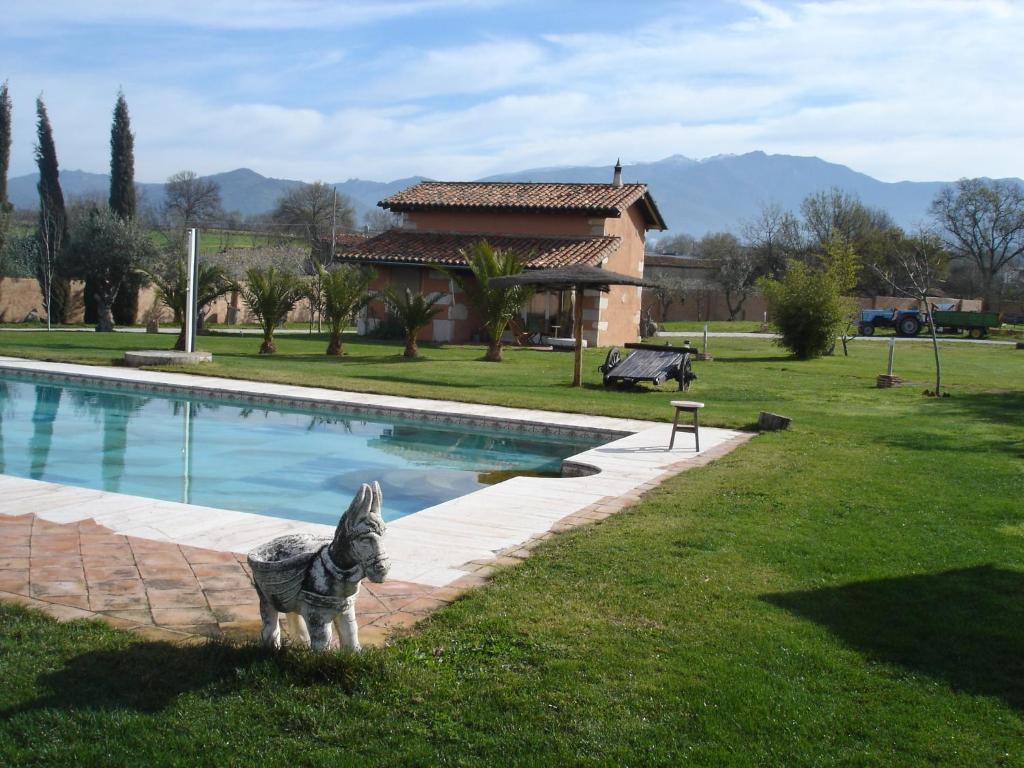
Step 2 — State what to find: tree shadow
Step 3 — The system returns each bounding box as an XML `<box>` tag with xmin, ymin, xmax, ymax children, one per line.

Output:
<box><xmin>878</xmin><ymin>391</ymin><xmax>1024</xmax><ymax>459</ymax></box>
<box><xmin>2</xmin><ymin>638</ymin><xmax>367</xmax><ymax>716</ymax></box>
<box><xmin>944</xmin><ymin>391</ymin><xmax>1024</xmax><ymax>430</ymax></box>
<box><xmin>712</xmin><ymin>355</ymin><xmax>795</xmax><ymax>364</ymax></box>
<box><xmin>763</xmin><ymin>565</ymin><xmax>1024</xmax><ymax>710</ymax></box>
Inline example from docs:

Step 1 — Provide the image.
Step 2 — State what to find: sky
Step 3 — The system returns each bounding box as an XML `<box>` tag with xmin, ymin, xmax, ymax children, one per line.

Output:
<box><xmin>1</xmin><ymin>0</ymin><xmax>1021</xmax><ymax>184</ymax></box>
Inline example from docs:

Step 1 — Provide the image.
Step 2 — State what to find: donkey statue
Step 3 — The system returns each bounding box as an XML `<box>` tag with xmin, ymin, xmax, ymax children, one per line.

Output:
<box><xmin>248</xmin><ymin>482</ymin><xmax>390</xmax><ymax>652</ymax></box>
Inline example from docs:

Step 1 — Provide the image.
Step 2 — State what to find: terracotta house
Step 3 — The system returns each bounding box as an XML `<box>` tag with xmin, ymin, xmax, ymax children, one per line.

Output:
<box><xmin>337</xmin><ymin>165</ymin><xmax>667</xmax><ymax>347</ymax></box>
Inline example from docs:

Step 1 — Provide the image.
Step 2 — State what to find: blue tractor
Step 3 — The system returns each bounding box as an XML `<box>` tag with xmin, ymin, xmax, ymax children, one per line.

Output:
<box><xmin>857</xmin><ymin>308</ymin><xmax>924</xmax><ymax>337</ymax></box>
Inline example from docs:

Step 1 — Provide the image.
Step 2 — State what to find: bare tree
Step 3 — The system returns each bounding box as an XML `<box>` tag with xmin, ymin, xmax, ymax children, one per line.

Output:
<box><xmin>651</xmin><ymin>232</ymin><xmax>698</xmax><ymax>256</ymax></box>
<box><xmin>929</xmin><ymin>178</ymin><xmax>1024</xmax><ymax>308</ymax></box>
<box><xmin>872</xmin><ymin>231</ymin><xmax>950</xmax><ymax>395</ymax></box>
<box><xmin>34</xmin><ymin>204</ymin><xmax>65</xmax><ymax>330</ymax></box>
<box><xmin>647</xmin><ymin>274</ymin><xmax>687</xmax><ymax>322</ymax></box>
<box><xmin>163</xmin><ymin>171</ymin><xmax>223</xmax><ymax>227</ymax></box>
<box><xmin>741</xmin><ymin>202</ymin><xmax>803</xmax><ymax>278</ymax></box>
<box><xmin>272</xmin><ymin>182</ymin><xmax>355</xmax><ymax>259</ymax></box>
<box><xmin>800</xmin><ymin>188</ymin><xmax>894</xmax><ymax>252</ymax></box>
<box><xmin>363</xmin><ymin>208</ymin><xmax>403</xmax><ymax>233</ymax></box>
<box><xmin>699</xmin><ymin>232</ymin><xmax>758</xmax><ymax>320</ymax></box>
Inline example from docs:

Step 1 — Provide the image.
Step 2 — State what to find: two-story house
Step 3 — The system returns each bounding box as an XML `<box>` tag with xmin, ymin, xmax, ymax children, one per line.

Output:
<box><xmin>337</xmin><ymin>164</ymin><xmax>667</xmax><ymax>347</ymax></box>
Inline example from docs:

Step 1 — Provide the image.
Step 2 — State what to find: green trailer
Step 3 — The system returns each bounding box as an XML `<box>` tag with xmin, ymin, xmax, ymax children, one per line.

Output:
<box><xmin>930</xmin><ymin>310</ymin><xmax>1001</xmax><ymax>339</ymax></box>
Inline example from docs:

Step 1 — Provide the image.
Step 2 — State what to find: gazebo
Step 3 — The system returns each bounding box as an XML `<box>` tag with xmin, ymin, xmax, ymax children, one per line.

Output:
<box><xmin>491</xmin><ymin>265</ymin><xmax>653</xmax><ymax>387</ymax></box>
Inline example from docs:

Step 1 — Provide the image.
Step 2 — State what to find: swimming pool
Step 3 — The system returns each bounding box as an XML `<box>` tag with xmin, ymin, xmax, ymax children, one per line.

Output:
<box><xmin>0</xmin><ymin>374</ymin><xmax>600</xmax><ymax>525</ymax></box>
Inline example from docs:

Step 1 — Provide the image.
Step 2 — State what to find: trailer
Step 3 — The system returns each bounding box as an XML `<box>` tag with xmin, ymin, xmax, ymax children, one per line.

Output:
<box><xmin>930</xmin><ymin>310</ymin><xmax>1001</xmax><ymax>339</ymax></box>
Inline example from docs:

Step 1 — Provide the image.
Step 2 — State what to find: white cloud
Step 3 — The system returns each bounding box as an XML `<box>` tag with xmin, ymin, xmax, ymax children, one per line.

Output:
<box><xmin>2</xmin><ymin>0</ymin><xmax>505</xmax><ymax>32</ymax></box>
<box><xmin>2</xmin><ymin>0</ymin><xmax>1021</xmax><ymax>184</ymax></box>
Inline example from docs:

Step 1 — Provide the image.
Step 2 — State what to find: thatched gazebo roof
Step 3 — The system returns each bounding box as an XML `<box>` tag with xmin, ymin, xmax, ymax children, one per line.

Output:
<box><xmin>489</xmin><ymin>265</ymin><xmax>654</xmax><ymax>292</ymax></box>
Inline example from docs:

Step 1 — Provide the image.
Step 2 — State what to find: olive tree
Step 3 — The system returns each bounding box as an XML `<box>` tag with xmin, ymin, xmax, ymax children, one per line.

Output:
<box><xmin>67</xmin><ymin>208</ymin><xmax>157</xmax><ymax>331</ymax></box>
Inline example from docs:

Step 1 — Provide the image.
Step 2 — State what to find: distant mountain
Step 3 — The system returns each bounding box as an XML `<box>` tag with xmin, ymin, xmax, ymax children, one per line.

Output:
<box><xmin>481</xmin><ymin>151</ymin><xmax>1001</xmax><ymax>236</ymax></box>
<box><xmin>8</xmin><ymin>152</ymin><xmax>1022</xmax><ymax>236</ymax></box>
<box><xmin>7</xmin><ymin>168</ymin><xmax>426</xmax><ymax>224</ymax></box>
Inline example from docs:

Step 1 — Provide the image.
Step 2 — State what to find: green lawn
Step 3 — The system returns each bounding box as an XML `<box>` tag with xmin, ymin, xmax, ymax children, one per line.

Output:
<box><xmin>0</xmin><ymin>331</ymin><xmax>1022</xmax><ymax>766</ymax></box>
<box><xmin>660</xmin><ymin>320</ymin><xmax>766</xmax><ymax>333</ymax></box>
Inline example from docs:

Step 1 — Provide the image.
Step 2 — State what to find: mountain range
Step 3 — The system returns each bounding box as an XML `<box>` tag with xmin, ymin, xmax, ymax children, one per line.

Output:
<box><xmin>7</xmin><ymin>152</ymin><xmax>1022</xmax><ymax>237</ymax></box>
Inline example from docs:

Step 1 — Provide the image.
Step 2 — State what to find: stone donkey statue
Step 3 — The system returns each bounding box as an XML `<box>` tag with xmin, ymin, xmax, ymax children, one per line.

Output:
<box><xmin>248</xmin><ymin>482</ymin><xmax>390</xmax><ymax>652</ymax></box>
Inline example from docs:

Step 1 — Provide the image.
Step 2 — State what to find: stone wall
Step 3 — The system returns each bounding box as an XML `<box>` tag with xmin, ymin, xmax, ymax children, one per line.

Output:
<box><xmin>0</xmin><ymin>278</ymin><xmax>314</xmax><ymax>327</ymax></box>
<box><xmin>0</xmin><ymin>278</ymin><xmax>86</xmax><ymax>323</ymax></box>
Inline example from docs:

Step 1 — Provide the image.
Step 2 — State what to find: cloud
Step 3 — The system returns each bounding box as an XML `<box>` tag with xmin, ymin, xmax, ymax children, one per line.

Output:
<box><xmin>1</xmin><ymin>0</ymin><xmax>504</xmax><ymax>32</ymax></box>
<box><xmin>2</xmin><ymin>0</ymin><xmax>1021</xmax><ymax>184</ymax></box>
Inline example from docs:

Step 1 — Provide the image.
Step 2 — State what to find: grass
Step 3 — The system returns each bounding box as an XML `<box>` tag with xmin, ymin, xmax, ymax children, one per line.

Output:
<box><xmin>660</xmin><ymin>320</ymin><xmax>766</xmax><ymax>333</ymax></box>
<box><xmin>0</xmin><ymin>331</ymin><xmax>1022</xmax><ymax>765</ymax></box>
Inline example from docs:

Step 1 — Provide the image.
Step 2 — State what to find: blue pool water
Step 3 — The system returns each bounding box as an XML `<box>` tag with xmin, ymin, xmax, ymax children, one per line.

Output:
<box><xmin>0</xmin><ymin>374</ymin><xmax>599</xmax><ymax>524</ymax></box>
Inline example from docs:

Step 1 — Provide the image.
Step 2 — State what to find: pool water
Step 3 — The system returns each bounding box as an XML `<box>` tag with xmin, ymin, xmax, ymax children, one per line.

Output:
<box><xmin>0</xmin><ymin>375</ymin><xmax>599</xmax><ymax>524</ymax></box>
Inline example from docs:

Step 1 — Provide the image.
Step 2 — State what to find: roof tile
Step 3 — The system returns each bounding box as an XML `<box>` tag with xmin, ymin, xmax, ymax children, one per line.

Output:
<box><xmin>335</xmin><ymin>230</ymin><xmax>621</xmax><ymax>269</ymax></box>
<box><xmin>381</xmin><ymin>181</ymin><xmax>650</xmax><ymax>216</ymax></box>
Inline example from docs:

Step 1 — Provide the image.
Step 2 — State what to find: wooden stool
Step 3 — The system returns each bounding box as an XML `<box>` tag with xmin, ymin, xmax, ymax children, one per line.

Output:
<box><xmin>669</xmin><ymin>400</ymin><xmax>704</xmax><ymax>451</ymax></box>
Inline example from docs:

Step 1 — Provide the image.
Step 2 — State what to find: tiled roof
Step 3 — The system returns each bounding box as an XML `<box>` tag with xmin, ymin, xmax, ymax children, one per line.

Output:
<box><xmin>335</xmin><ymin>230</ymin><xmax>621</xmax><ymax>269</ymax></box>
<box><xmin>380</xmin><ymin>181</ymin><xmax>667</xmax><ymax>229</ymax></box>
<box><xmin>334</xmin><ymin>232</ymin><xmax>372</xmax><ymax>246</ymax></box>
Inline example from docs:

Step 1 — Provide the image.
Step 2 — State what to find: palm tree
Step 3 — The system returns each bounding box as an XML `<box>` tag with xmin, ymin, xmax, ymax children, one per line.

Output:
<box><xmin>238</xmin><ymin>266</ymin><xmax>305</xmax><ymax>354</ymax></box>
<box><xmin>139</xmin><ymin>258</ymin><xmax>232</xmax><ymax>350</ymax></box>
<box><xmin>312</xmin><ymin>263</ymin><xmax>376</xmax><ymax>356</ymax></box>
<box><xmin>383</xmin><ymin>288</ymin><xmax>446</xmax><ymax>358</ymax></box>
<box><xmin>438</xmin><ymin>240</ymin><xmax>534</xmax><ymax>362</ymax></box>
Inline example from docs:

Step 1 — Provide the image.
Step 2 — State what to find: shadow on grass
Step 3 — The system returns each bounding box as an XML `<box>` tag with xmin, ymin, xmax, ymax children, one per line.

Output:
<box><xmin>763</xmin><ymin>565</ymin><xmax>1024</xmax><ymax>710</ymax></box>
<box><xmin>945</xmin><ymin>391</ymin><xmax>1024</xmax><ymax>429</ymax></box>
<box><xmin>712</xmin><ymin>355</ymin><xmax>794</xmax><ymax>364</ymax></box>
<box><xmin>3</xmin><ymin>639</ymin><xmax>369</xmax><ymax>715</ymax></box>
<box><xmin>879</xmin><ymin>391</ymin><xmax>1024</xmax><ymax>458</ymax></box>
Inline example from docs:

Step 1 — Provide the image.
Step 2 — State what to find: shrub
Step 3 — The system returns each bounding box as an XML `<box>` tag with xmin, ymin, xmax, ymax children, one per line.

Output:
<box><xmin>759</xmin><ymin>238</ymin><xmax>858</xmax><ymax>359</ymax></box>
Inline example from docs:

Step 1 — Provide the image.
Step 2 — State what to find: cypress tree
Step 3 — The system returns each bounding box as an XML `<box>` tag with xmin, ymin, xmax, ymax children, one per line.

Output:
<box><xmin>0</xmin><ymin>81</ymin><xmax>11</xmax><ymax>265</ymax></box>
<box><xmin>0</xmin><ymin>81</ymin><xmax>11</xmax><ymax>209</ymax></box>
<box><xmin>108</xmin><ymin>91</ymin><xmax>135</xmax><ymax>218</ymax></box>
<box><xmin>35</xmin><ymin>97</ymin><xmax>71</xmax><ymax>324</ymax></box>
<box><xmin>108</xmin><ymin>91</ymin><xmax>141</xmax><ymax>324</ymax></box>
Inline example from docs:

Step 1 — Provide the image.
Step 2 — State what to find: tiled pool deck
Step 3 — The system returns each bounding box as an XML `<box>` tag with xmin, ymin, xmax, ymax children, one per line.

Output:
<box><xmin>0</xmin><ymin>356</ymin><xmax>752</xmax><ymax>646</ymax></box>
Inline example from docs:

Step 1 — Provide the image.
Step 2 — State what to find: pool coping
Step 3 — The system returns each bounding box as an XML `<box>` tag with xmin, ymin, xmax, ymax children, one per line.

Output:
<box><xmin>0</xmin><ymin>356</ymin><xmax>749</xmax><ymax>591</ymax></box>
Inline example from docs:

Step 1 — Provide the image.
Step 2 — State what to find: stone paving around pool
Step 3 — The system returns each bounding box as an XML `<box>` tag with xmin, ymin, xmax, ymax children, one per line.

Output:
<box><xmin>0</xmin><ymin>356</ymin><xmax>754</xmax><ymax>646</ymax></box>
<box><xmin>1</xmin><ymin>430</ymin><xmax>753</xmax><ymax>646</ymax></box>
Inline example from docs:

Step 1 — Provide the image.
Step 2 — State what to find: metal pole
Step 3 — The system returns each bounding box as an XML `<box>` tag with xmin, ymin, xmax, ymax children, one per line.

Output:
<box><xmin>887</xmin><ymin>336</ymin><xmax>896</xmax><ymax>376</ymax></box>
<box><xmin>185</xmin><ymin>228</ymin><xmax>198</xmax><ymax>353</ymax></box>
<box><xmin>573</xmin><ymin>285</ymin><xmax>584</xmax><ymax>387</ymax></box>
<box><xmin>703</xmin><ymin>323</ymin><xmax>708</xmax><ymax>355</ymax></box>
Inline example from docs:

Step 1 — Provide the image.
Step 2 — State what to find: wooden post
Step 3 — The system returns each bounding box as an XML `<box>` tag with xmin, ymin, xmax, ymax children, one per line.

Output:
<box><xmin>573</xmin><ymin>285</ymin><xmax>584</xmax><ymax>387</ymax></box>
<box><xmin>887</xmin><ymin>336</ymin><xmax>896</xmax><ymax>376</ymax></box>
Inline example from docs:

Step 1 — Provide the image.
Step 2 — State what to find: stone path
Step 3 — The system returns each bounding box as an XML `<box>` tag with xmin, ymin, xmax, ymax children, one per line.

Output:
<box><xmin>0</xmin><ymin>513</ymin><xmax>455</xmax><ymax>646</ymax></box>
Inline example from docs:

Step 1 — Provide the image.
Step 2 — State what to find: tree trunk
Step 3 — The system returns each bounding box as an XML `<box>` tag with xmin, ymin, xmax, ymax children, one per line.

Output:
<box><xmin>260</xmin><ymin>332</ymin><xmax>276</xmax><ymax>354</ymax></box>
<box><xmin>174</xmin><ymin>328</ymin><xmax>186</xmax><ymax>351</ymax></box>
<box><xmin>925</xmin><ymin>304</ymin><xmax>942</xmax><ymax>395</ymax></box>
<box><xmin>95</xmin><ymin>301</ymin><xmax>115</xmax><ymax>332</ymax></box>
<box><xmin>95</xmin><ymin>286</ymin><xmax>116</xmax><ymax>332</ymax></box>
<box><xmin>404</xmin><ymin>336</ymin><xmax>418</xmax><ymax>358</ymax></box>
<box><xmin>485</xmin><ymin>340</ymin><xmax>503</xmax><ymax>362</ymax></box>
<box><xmin>326</xmin><ymin>332</ymin><xmax>343</xmax><ymax>356</ymax></box>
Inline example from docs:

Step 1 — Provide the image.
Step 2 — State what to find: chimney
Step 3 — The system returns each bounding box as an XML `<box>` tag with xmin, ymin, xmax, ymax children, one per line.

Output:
<box><xmin>612</xmin><ymin>158</ymin><xmax>622</xmax><ymax>187</ymax></box>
